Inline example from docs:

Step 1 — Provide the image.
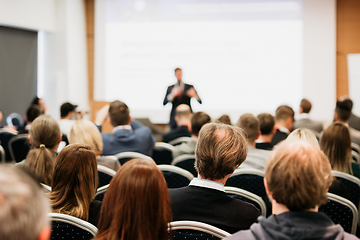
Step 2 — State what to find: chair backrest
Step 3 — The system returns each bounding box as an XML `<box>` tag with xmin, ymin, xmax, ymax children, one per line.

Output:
<box><xmin>158</xmin><ymin>165</ymin><xmax>194</xmax><ymax>188</ymax></box>
<box><xmin>48</xmin><ymin>213</ymin><xmax>98</xmax><ymax>240</ymax></box>
<box><xmin>0</xmin><ymin>144</ymin><xmax>5</xmax><ymax>163</ymax></box>
<box><xmin>352</xmin><ymin>150</ymin><xmax>360</xmax><ymax>163</ymax></box>
<box><xmin>171</xmin><ymin>154</ymin><xmax>197</xmax><ymax>176</ymax></box>
<box><xmin>319</xmin><ymin>193</ymin><xmax>358</xmax><ymax>235</ymax></box>
<box><xmin>41</xmin><ymin>183</ymin><xmax>52</xmax><ymax>193</ymax></box>
<box><xmin>226</xmin><ymin>168</ymin><xmax>271</xmax><ymax>216</ymax></box>
<box><xmin>224</xmin><ymin>186</ymin><xmax>267</xmax><ymax>217</ymax></box>
<box><xmin>94</xmin><ymin>184</ymin><xmax>109</xmax><ymax>201</ymax></box>
<box><xmin>169</xmin><ymin>220</ymin><xmax>231</xmax><ymax>240</ymax></box>
<box><xmin>97</xmin><ymin>155</ymin><xmax>120</xmax><ymax>172</ymax></box>
<box><xmin>114</xmin><ymin>151</ymin><xmax>153</xmax><ymax>165</ymax></box>
<box><xmin>169</xmin><ymin>137</ymin><xmax>193</xmax><ymax>146</ymax></box>
<box><xmin>153</xmin><ymin>142</ymin><xmax>175</xmax><ymax>165</ymax></box>
<box><xmin>6</xmin><ymin>113</ymin><xmax>24</xmax><ymax>130</ymax></box>
<box><xmin>8</xmin><ymin>134</ymin><xmax>31</xmax><ymax>162</ymax></box>
<box><xmin>98</xmin><ymin>165</ymin><xmax>116</xmax><ymax>188</ymax></box>
<box><xmin>0</xmin><ymin>130</ymin><xmax>17</xmax><ymax>161</ymax></box>
<box><xmin>332</xmin><ymin>170</ymin><xmax>360</xmax><ymax>208</ymax></box>
<box><xmin>352</xmin><ymin>142</ymin><xmax>360</xmax><ymax>154</ymax></box>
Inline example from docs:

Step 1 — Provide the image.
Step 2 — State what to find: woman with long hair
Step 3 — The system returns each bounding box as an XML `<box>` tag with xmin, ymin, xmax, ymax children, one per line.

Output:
<box><xmin>320</xmin><ymin>122</ymin><xmax>360</xmax><ymax>178</ymax></box>
<box><xmin>94</xmin><ymin>158</ymin><xmax>172</xmax><ymax>240</ymax></box>
<box><xmin>49</xmin><ymin>143</ymin><xmax>101</xmax><ymax>226</ymax></box>
<box><xmin>25</xmin><ymin>115</ymin><xmax>61</xmax><ymax>185</ymax></box>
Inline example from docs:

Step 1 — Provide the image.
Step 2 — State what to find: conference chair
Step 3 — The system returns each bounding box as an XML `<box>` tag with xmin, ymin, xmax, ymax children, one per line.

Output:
<box><xmin>169</xmin><ymin>137</ymin><xmax>193</xmax><ymax>146</ymax></box>
<box><xmin>8</xmin><ymin>133</ymin><xmax>30</xmax><ymax>162</ymax></box>
<box><xmin>115</xmin><ymin>151</ymin><xmax>153</xmax><ymax>165</ymax></box>
<box><xmin>226</xmin><ymin>168</ymin><xmax>272</xmax><ymax>216</ymax></box>
<box><xmin>0</xmin><ymin>145</ymin><xmax>5</xmax><ymax>163</ymax></box>
<box><xmin>169</xmin><ymin>220</ymin><xmax>231</xmax><ymax>240</ymax></box>
<box><xmin>94</xmin><ymin>184</ymin><xmax>109</xmax><ymax>201</ymax></box>
<box><xmin>352</xmin><ymin>142</ymin><xmax>360</xmax><ymax>154</ymax></box>
<box><xmin>6</xmin><ymin>113</ymin><xmax>24</xmax><ymax>130</ymax></box>
<box><xmin>352</xmin><ymin>150</ymin><xmax>360</xmax><ymax>164</ymax></box>
<box><xmin>48</xmin><ymin>213</ymin><xmax>98</xmax><ymax>240</ymax></box>
<box><xmin>97</xmin><ymin>165</ymin><xmax>116</xmax><ymax>188</ymax></box>
<box><xmin>225</xmin><ymin>186</ymin><xmax>267</xmax><ymax>217</ymax></box>
<box><xmin>0</xmin><ymin>129</ymin><xmax>16</xmax><ymax>162</ymax></box>
<box><xmin>319</xmin><ymin>193</ymin><xmax>358</xmax><ymax>235</ymax></box>
<box><xmin>152</xmin><ymin>142</ymin><xmax>175</xmax><ymax>165</ymax></box>
<box><xmin>40</xmin><ymin>183</ymin><xmax>51</xmax><ymax>193</ymax></box>
<box><xmin>332</xmin><ymin>170</ymin><xmax>360</xmax><ymax>208</ymax></box>
<box><xmin>97</xmin><ymin>155</ymin><xmax>121</xmax><ymax>172</ymax></box>
<box><xmin>158</xmin><ymin>165</ymin><xmax>194</xmax><ymax>188</ymax></box>
<box><xmin>171</xmin><ymin>154</ymin><xmax>197</xmax><ymax>176</ymax></box>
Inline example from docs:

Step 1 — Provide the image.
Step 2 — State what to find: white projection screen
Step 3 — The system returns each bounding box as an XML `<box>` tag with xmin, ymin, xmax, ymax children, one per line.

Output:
<box><xmin>94</xmin><ymin>0</ymin><xmax>335</xmax><ymax>123</ymax></box>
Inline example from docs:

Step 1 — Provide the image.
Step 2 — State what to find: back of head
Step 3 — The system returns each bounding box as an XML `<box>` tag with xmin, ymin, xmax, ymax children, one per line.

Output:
<box><xmin>286</xmin><ymin>128</ymin><xmax>319</xmax><ymax>149</ymax></box>
<box><xmin>95</xmin><ymin>158</ymin><xmax>171</xmax><ymax>240</ymax></box>
<box><xmin>29</xmin><ymin>115</ymin><xmax>61</xmax><ymax>149</ymax></box>
<box><xmin>175</xmin><ymin>104</ymin><xmax>192</xmax><ymax>120</ymax></box>
<box><xmin>335</xmin><ymin>98</ymin><xmax>353</xmax><ymax>122</ymax></box>
<box><xmin>50</xmin><ymin>144</ymin><xmax>98</xmax><ymax>221</ymax></box>
<box><xmin>60</xmin><ymin>102</ymin><xmax>77</xmax><ymax>118</ymax></box>
<box><xmin>217</xmin><ymin>115</ymin><xmax>232</xmax><ymax>125</ymax></box>
<box><xmin>108</xmin><ymin>100</ymin><xmax>130</xmax><ymax>127</ymax></box>
<box><xmin>195</xmin><ymin>123</ymin><xmax>248</xmax><ymax>180</ymax></box>
<box><xmin>257</xmin><ymin>113</ymin><xmax>274</xmax><ymax>135</ymax></box>
<box><xmin>320</xmin><ymin>122</ymin><xmax>352</xmax><ymax>173</ymax></box>
<box><xmin>300</xmin><ymin>98</ymin><xmax>312</xmax><ymax>113</ymax></box>
<box><xmin>26</xmin><ymin>105</ymin><xmax>42</xmax><ymax>123</ymax></box>
<box><xmin>237</xmin><ymin>113</ymin><xmax>260</xmax><ymax>142</ymax></box>
<box><xmin>0</xmin><ymin>165</ymin><xmax>50</xmax><ymax>240</ymax></box>
<box><xmin>275</xmin><ymin>105</ymin><xmax>295</xmax><ymax>122</ymax></box>
<box><xmin>69</xmin><ymin>119</ymin><xmax>103</xmax><ymax>155</ymax></box>
<box><xmin>265</xmin><ymin>140</ymin><xmax>333</xmax><ymax>211</ymax></box>
<box><xmin>191</xmin><ymin>112</ymin><xmax>211</xmax><ymax>136</ymax></box>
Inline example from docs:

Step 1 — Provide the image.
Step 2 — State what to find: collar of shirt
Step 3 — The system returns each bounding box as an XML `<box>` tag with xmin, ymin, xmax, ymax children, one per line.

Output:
<box><xmin>113</xmin><ymin>125</ymin><xmax>132</xmax><ymax>133</ymax></box>
<box><xmin>299</xmin><ymin>113</ymin><xmax>310</xmax><ymax>119</ymax></box>
<box><xmin>277</xmin><ymin>125</ymin><xmax>290</xmax><ymax>134</ymax></box>
<box><xmin>189</xmin><ymin>178</ymin><xmax>225</xmax><ymax>192</ymax></box>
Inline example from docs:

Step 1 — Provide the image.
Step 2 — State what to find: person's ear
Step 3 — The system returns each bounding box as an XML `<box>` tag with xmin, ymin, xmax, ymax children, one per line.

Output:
<box><xmin>334</xmin><ymin>112</ymin><xmax>339</xmax><ymax>121</ymax></box>
<box><xmin>175</xmin><ymin>115</ymin><xmax>179</xmax><ymax>123</ymax></box>
<box><xmin>264</xmin><ymin>178</ymin><xmax>272</xmax><ymax>196</ymax></box>
<box><xmin>128</xmin><ymin>116</ymin><xmax>133</xmax><ymax>125</ymax></box>
<box><xmin>37</xmin><ymin>226</ymin><xmax>51</xmax><ymax>240</ymax></box>
<box><xmin>256</xmin><ymin>131</ymin><xmax>261</xmax><ymax>140</ymax></box>
<box><xmin>272</xmin><ymin>127</ymin><xmax>276</xmax><ymax>135</ymax></box>
<box><xmin>28</xmin><ymin>135</ymin><xmax>33</xmax><ymax>145</ymax></box>
<box><xmin>299</xmin><ymin>106</ymin><xmax>303</xmax><ymax>114</ymax></box>
<box><xmin>58</xmin><ymin>134</ymin><xmax>63</xmax><ymax>144</ymax></box>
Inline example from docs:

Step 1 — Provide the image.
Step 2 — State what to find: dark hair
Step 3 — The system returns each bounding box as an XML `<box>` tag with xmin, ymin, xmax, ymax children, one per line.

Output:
<box><xmin>300</xmin><ymin>99</ymin><xmax>312</xmax><ymax>113</ymax></box>
<box><xmin>108</xmin><ymin>100</ymin><xmax>130</xmax><ymax>126</ymax></box>
<box><xmin>94</xmin><ymin>158</ymin><xmax>172</xmax><ymax>240</ymax></box>
<box><xmin>335</xmin><ymin>99</ymin><xmax>352</xmax><ymax>121</ymax></box>
<box><xmin>217</xmin><ymin>115</ymin><xmax>232</xmax><ymax>125</ymax></box>
<box><xmin>191</xmin><ymin>112</ymin><xmax>211</xmax><ymax>137</ymax></box>
<box><xmin>275</xmin><ymin>105</ymin><xmax>294</xmax><ymax>121</ymax></box>
<box><xmin>257</xmin><ymin>113</ymin><xmax>275</xmax><ymax>135</ymax></box>
<box><xmin>26</xmin><ymin>105</ymin><xmax>42</xmax><ymax>123</ymax></box>
<box><xmin>31</xmin><ymin>97</ymin><xmax>40</xmax><ymax>105</ymax></box>
<box><xmin>237</xmin><ymin>114</ymin><xmax>260</xmax><ymax>142</ymax></box>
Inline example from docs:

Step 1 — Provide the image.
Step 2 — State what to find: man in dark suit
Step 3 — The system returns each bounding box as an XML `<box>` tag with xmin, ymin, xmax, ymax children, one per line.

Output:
<box><xmin>293</xmin><ymin>98</ymin><xmax>323</xmax><ymax>133</ymax></box>
<box><xmin>256</xmin><ymin>113</ymin><xmax>275</xmax><ymax>151</ymax></box>
<box><xmin>169</xmin><ymin>123</ymin><xmax>260</xmax><ymax>234</ymax></box>
<box><xmin>163</xmin><ymin>68</ymin><xmax>202</xmax><ymax>129</ymax></box>
<box><xmin>271</xmin><ymin>105</ymin><xmax>294</xmax><ymax>146</ymax></box>
<box><xmin>162</xmin><ymin>104</ymin><xmax>192</xmax><ymax>143</ymax></box>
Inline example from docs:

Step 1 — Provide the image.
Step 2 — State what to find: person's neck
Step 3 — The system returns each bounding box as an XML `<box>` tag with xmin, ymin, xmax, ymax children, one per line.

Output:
<box><xmin>248</xmin><ymin>141</ymin><xmax>256</xmax><ymax>147</ymax></box>
<box><xmin>272</xmin><ymin>199</ymin><xmax>318</xmax><ymax>215</ymax></box>
<box><xmin>191</xmin><ymin>135</ymin><xmax>198</xmax><ymax>141</ymax></box>
<box><xmin>258</xmin><ymin>134</ymin><xmax>273</xmax><ymax>143</ymax></box>
<box><xmin>198</xmin><ymin>174</ymin><xmax>230</xmax><ymax>185</ymax></box>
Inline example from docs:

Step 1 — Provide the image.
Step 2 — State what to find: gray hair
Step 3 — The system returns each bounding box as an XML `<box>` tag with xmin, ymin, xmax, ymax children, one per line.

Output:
<box><xmin>0</xmin><ymin>165</ymin><xmax>50</xmax><ymax>240</ymax></box>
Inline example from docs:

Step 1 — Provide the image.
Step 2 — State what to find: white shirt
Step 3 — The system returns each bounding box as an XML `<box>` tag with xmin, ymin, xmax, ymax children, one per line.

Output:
<box><xmin>189</xmin><ymin>178</ymin><xmax>225</xmax><ymax>192</ymax></box>
<box><xmin>58</xmin><ymin>119</ymin><xmax>75</xmax><ymax>136</ymax></box>
<box><xmin>277</xmin><ymin>125</ymin><xmax>290</xmax><ymax>134</ymax></box>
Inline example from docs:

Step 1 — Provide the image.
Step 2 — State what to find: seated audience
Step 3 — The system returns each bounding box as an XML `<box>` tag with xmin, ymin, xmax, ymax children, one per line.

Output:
<box><xmin>0</xmin><ymin>165</ymin><xmax>51</xmax><ymax>240</ymax></box>
<box><xmin>293</xmin><ymin>98</ymin><xmax>323</xmax><ymax>133</ymax></box>
<box><xmin>320</xmin><ymin>122</ymin><xmax>360</xmax><ymax>179</ymax></box>
<box><xmin>172</xmin><ymin>111</ymin><xmax>211</xmax><ymax>158</ymax></box>
<box><xmin>237</xmin><ymin>114</ymin><xmax>271</xmax><ymax>171</ymax></box>
<box><xmin>31</xmin><ymin>96</ymin><xmax>48</xmax><ymax>114</ymax></box>
<box><xmin>24</xmin><ymin>115</ymin><xmax>62</xmax><ymax>185</ymax></box>
<box><xmin>69</xmin><ymin>119</ymin><xmax>120</xmax><ymax>171</ymax></box>
<box><xmin>271</xmin><ymin>105</ymin><xmax>294</xmax><ymax>146</ymax></box>
<box><xmin>346</xmin><ymin>97</ymin><xmax>360</xmax><ymax>131</ymax></box>
<box><xmin>163</xmin><ymin>104</ymin><xmax>192</xmax><ymax>143</ymax></box>
<box><xmin>217</xmin><ymin>114</ymin><xmax>232</xmax><ymax>125</ymax></box>
<box><xmin>256</xmin><ymin>113</ymin><xmax>275</xmax><ymax>150</ymax></box>
<box><xmin>169</xmin><ymin>123</ymin><xmax>260</xmax><ymax>234</ymax></box>
<box><xmin>335</xmin><ymin>98</ymin><xmax>360</xmax><ymax>146</ymax></box>
<box><xmin>224</xmin><ymin>140</ymin><xmax>357</xmax><ymax>240</ymax></box>
<box><xmin>93</xmin><ymin>158</ymin><xmax>171</xmax><ymax>240</ymax></box>
<box><xmin>49</xmin><ymin>144</ymin><xmax>101</xmax><ymax>226</ymax></box>
<box><xmin>58</xmin><ymin>102</ymin><xmax>80</xmax><ymax>136</ymax></box>
<box><xmin>96</xmin><ymin>100</ymin><xmax>155</xmax><ymax>156</ymax></box>
<box><xmin>19</xmin><ymin>104</ymin><xmax>43</xmax><ymax>134</ymax></box>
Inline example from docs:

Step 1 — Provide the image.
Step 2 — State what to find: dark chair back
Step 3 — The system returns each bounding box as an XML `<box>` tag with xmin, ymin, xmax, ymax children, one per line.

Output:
<box><xmin>0</xmin><ymin>130</ymin><xmax>17</xmax><ymax>162</ymax></box>
<box><xmin>169</xmin><ymin>137</ymin><xmax>193</xmax><ymax>146</ymax></box>
<box><xmin>0</xmin><ymin>145</ymin><xmax>5</xmax><ymax>163</ymax></box>
<box><xmin>171</xmin><ymin>154</ymin><xmax>196</xmax><ymax>176</ymax></box>
<box><xmin>169</xmin><ymin>221</ymin><xmax>231</xmax><ymax>240</ymax></box>
<box><xmin>97</xmin><ymin>165</ymin><xmax>116</xmax><ymax>188</ymax></box>
<box><xmin>9</xmin><ymin>134</ymin><xmax>31</xmax><ymax>162</ymax></box>
<box><xmin>115</xmin><ymin>151</ymin><xmax>153</xmax><ymax>165</ymax></box>
<box><xmin>332</xmin><ymin>170</ymin><xmax>360</xmax><ymax>208</ymax></box>
<box><xmin>158</xmin><ymin>165</ymin><xmax>194</xmax><ymax>188</ymax></box>
<box><xmin>152</xmin><ymin>142</ymin><xmax>174</xmax><ymax>165</ymax></box>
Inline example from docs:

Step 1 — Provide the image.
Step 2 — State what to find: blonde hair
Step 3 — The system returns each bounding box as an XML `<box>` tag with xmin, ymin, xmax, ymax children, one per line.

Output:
<box><xmin>69</xmin><ymin>119</ymin><xmax>103</xmax><ymax>154</ymax></box>
<box><xmin>286</xmin><ymin>129</ymin><xmax>319</xmax><ymax>149</ymax></box>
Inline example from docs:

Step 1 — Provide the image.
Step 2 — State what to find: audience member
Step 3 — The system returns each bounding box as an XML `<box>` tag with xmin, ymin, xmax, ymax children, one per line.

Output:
<box><xmin>172</xmin><ymin>111</ymin><xmax>211</xmax><ymax>158</ymax></box>
<box><xmin>93</xmin><ymin>158</ymin><xmax>171</xmax><ymax>240</ymax></box>
<box><xmin>49</xmin><ymin>144</ymin><xmax>101</xmax><ymax>226</ymax></box>
<box><xmin>58</xmin><ymin>102</ymin><xmax>79</xmax><ymax>136</ymax></box>
<box><xmin>225</xmin><ymin>140</ymin><xmax>357</xmax><ymax>240</ymax></box>
<box><xmin>162</xmin><ymin>104</ymin><xmax>192</xmax><ymax>143</ymax></box>
<box><xmin>237</xmin><ymin>114</ymin><xmax>271</xmax><ymax>171</ymax></box>
<box><xmin>320</xmin><ymin>122</ymin><xmax>360</xmax><ymax>179</ymax></box>
<box><xmin>256</xmin><ymin>113</ymin><xmax>275</xmax><ymax>150</ymax></box>
<box><xmin>271</xmin><ymin>105</ymin><xmax>294</xmax><ymax>146</ymax></box>
<box><xmin>346</xmin><ymin>97</ymin><xmax>360</xmax><ymax>131</ymax></box>
<box><xmin>169</xmin><ymin>123</ymin><xmax>260</xmax><ymax>233</ymax></box>
<box><xmin>31</xmin><ymin>96</ymin><xmax>48</xmax><ymax>114</ymax></box>
<box><xmin>96</xmin><ymin>100</ymin><xmax>156</xmax><ymax>156</ymax></box>
<box><xmin>19</xmin><ymin>104</ymin><xmax>43</xmax><ymax>134</ymax></box>
<box><xmin>24</xmin><ymin>115</ymin><xmax>62</xmax><ymax>185</ymax></box>
<box><xmin>69</xmin><ymin>119</ymin><xmax>120</xmax><ymax>171</ymax></box>
<box><xmin>217</xmin><ymin>114</ymin><xmax>232</xmax><ymax>125</ymax></box>
<box><xmin>0</xmin><ymin>165</ymin><xmax>51</xmax><ymax>240</ymax></box>
<box><xmin>335</xmin><ymin>98</ymin><xmax>360</xmax><ymax>146</ymax></box>
<box><xmin>293</xmin><ymin>98</ymin><xmax>323</xmax><ymax>133</ymax></box>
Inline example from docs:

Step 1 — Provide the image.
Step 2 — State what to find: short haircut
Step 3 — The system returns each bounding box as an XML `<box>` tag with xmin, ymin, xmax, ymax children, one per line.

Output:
<box><xmin>265</xmin><ymin>140</ymin><xmax>333</xmax><ymax>211</ymax></box>
<box><xmin>335</xmin><ymin>99</ymin><xmax>352</xmax><ymax>121</ymax></box>
<box><xmin>108</xmin><ymin>100</ymin><xmax>130</xmax><ymax>126</ymax></box>
<box><xmin>69</xmin><ymin>119</ymin><xmax>104</xmax><ymax>154</ymax></box>
<box><xmin>275</xmin><ymin>105</ymin><xmax>295</xmax><ymax>122</ymax></box>
<box><xmin>300</xmin><ymin>98</ymin><xmax>312</xmax><ymax>113</ymax></box>
<box><xmin>286</xmin><ymin>128</ymin><xmax>319</xmax><ymax>149</ymax></box>
<box><xmin>217</xmin><ymin>115</ymin><xmax>232</xmax><ymax>125</ymax></box>
<box><xmin>191</xmin><ymin>112</ymin><xmax>211</xmax><ymax>137</ymax></box>
<box><xmin>236</xmin><ymin>113</ymin><xmax>260</xmax><ymax>142</ymax></box>
<box><xmin>0</xmin><ymin>165</ymin><xmax>50</xmax><ymax>240</ymax></box>
<box><xmin>175</xmin><ymin>104</ymin><xmax>192</xmax><ymax>119</ymax></box>
<box><xmin>195</xmin><ymin>123</ymin><xmax>248</xmax><ymax>180</ymax></box>
<box><xmin>60</xmin><ymin>102</ymin><xmax>77</xmax><ymax>118</ymax></box>
<box><xmin>26</xmin><ymin>105</ymin><xmax>42</xmax><ymax>123</ymax></box>
<box><xmin>174</xmin><ymin>68</ymin><xmax>182</xmax><ymax>73</ymax></box>
<box><xmin>257</xmin><ymin>113</ymin><xmax>275</xmax><ymax>135</ymax></box>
